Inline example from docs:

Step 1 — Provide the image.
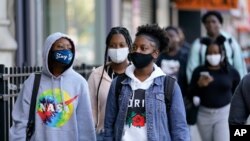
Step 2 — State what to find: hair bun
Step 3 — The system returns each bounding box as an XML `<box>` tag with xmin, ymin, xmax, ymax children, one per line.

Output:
<box><xmin>200</xmin><ymin>37</ymin><xmax>212</xmax><ymax>46</ymax></box>
<box><xmin>216</xmin><ymin>35</ymin><xmax>226</xmax><ymax>45</ymax></box>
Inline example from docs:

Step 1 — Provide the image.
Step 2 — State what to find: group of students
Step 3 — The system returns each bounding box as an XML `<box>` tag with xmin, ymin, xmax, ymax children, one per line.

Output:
<box><xmin>9</xmin><ymin>24</ymin><xmax>190</xmax><ymax>141</ymax></box>
<box><xmin>155</xmin><ymin>10</ymin><xmax>249</xmax><ymax>141</ymax></box>
<box><xmin>9</xmin><ymin>10</ymin><xmax>250</xmax><ymax>141</ymax></box>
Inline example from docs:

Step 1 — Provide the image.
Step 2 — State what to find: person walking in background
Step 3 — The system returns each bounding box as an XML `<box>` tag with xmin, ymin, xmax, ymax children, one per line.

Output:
<box><xmin>186</xmin><ymin>10</ymin><xmax>247</xmax><ymax>83</ymax></box>
<box><xmin>189</xmin><ymin>35</ymin><xmax>240</xmax><ymax>141</ymax></box>
<box><xmin>104</xmin><ymin>24</ymin><xmax>190</xmax><ymax>141</ymax></box>
<box><xmin>9</xmin><ymin>32</ymin><xmax>96</xmax><ymax>141</ymax></box>
<box><xmin>156</xmin><ymin>26</ymin><xmax>195</xmax><ymax>126</ymax></box>
<box><xmin>229</xmin><ymin>73</ymin><xmax>250</xmax><ymax>125</ymax></box>
<box><xmin>176</xmin><ymin>27</ymin><xmax>190</xmax><ymax>55</ymax></box>
<box><xmin>88</xmin><ymin>27</ymin><xmax>132</xmax><ymax>141</ymax></box>
<box><xmin>156</xmin><ymin>26</ymin><xmax>189</xmax><ymax>98</ymax></box>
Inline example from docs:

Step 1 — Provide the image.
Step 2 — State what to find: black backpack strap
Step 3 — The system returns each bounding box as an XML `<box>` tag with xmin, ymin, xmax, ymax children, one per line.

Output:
<box><xmin>115</xmin><ymin>74</ymin><xmax>127</xmax><ymax>99</ymax></box>
<box><xmin>199</xmin><ymin>39</ymin><xmax>204</xmax><ymax>65</ymax></box>
<box><xmin>228</xmin><ymin>38</ymin><xmax>234</xmax><ymax>61</ymax></box>
<box><xmin>26</xmin><ymin>73</ymin><xmax>41</xmax><ymax>141</ymax></box>
<box><xmin>164</xmin><ymin>75</ymin><xmax>175</xmax><ymax>113</ymax></box>
<box><xmin>164</xmin><ymin>75</ymin><xmax>175</xmax><ymax>134</ymax></box>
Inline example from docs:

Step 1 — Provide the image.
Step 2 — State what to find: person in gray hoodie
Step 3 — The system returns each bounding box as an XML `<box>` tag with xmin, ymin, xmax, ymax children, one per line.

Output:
<box><xmin>9</xmin><ymin>32</ymin><xmax>96</xmax><ymax>141</ymax></box>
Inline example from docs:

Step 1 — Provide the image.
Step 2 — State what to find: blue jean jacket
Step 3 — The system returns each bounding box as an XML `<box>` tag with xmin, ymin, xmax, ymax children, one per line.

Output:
<box><xmin>104</xmin><ymin>76</ymin><xmax>190</xmax><ymax>141</ymax></box>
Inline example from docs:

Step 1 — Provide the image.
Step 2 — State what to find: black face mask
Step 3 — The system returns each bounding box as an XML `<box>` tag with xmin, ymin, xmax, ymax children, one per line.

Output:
<box><xmin>130</xmin><ymin>52</ymin><xmax>154</xmax><ymax>69</ymax></box>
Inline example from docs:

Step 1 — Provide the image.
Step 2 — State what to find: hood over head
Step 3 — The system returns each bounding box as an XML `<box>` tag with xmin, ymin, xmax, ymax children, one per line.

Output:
<box><xmin>42</xmin><ymin>32</ymin><xmax>75</xmax><ymax>76</ymax></box>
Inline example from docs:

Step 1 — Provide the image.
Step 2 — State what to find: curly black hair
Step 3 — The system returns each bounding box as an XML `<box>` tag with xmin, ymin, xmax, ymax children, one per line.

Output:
<box><xmin>135</xmin><ymin>24</ymin><xmax>169</xmax><ymax>52</ymax></box>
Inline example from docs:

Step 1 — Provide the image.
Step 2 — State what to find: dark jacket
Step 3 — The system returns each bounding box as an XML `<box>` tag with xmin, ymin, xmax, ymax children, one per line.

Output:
<box><xmin>229</xmin><ymin>73</ymin><xmax>250</xmax><ymax>125</ymax></box>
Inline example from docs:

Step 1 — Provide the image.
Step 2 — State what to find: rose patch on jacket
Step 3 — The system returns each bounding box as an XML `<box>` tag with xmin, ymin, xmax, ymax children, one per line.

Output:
<box><xmin>36</xmin><ymin>88</ymin><xmax>78</xmax><ymax>127</ymax></box>
<box><xmin>126</xmin><ymin>89</ymin><xmax>146</xmax><ymax>128</ymax></box>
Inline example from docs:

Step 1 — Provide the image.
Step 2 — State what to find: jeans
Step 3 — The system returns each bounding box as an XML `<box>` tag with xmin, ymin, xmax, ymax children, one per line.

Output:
<box><xmin>197</xmin><ymin>104</ymin><xmax>230</xmax><ymax>141</ymax></box>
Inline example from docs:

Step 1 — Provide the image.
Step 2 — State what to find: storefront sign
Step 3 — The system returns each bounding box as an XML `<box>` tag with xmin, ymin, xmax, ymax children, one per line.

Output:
<box><xmin>173</xmin><ymin>0</ymin><xmax>238</xmax><ymax>10</ymax></box>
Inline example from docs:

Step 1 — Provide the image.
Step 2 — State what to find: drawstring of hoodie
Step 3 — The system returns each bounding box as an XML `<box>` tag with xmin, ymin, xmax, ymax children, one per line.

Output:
<box><xmin>51</xmin><ymin>77</ymin><xmax>56</xmax><ymax>101</ymax></box>
<box><xmin>51</xmin><ymin>76</ymin><xmax>66</xmax><ymax>112</ymax></box>
<box><xmin>60</xmin><ymin>77</ymin><xmax>67</xmax><ymax>111</ymax></box>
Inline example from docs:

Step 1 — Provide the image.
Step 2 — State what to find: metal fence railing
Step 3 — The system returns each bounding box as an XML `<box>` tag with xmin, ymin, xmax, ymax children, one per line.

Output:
<box><xmin>0</xmin><ymin>64</ymin><xmax>97</xmax><ymax>141</ymax></box>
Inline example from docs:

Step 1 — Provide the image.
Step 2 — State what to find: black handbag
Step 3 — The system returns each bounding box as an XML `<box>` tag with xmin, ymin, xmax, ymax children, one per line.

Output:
<box><xmin>183</xmin><ymin>96</ymin><xmax>199</xmax><ymax>125</ymax></box>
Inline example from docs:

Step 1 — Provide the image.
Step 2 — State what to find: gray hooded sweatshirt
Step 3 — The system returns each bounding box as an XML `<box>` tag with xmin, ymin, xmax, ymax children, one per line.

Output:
<box><xmin>9</xmin><ymin>32</ymin><xmax>96</xmax><ymax>141</ymax></box>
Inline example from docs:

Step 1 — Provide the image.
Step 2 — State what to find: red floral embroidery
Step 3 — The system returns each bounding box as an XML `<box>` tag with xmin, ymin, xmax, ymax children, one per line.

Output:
<box><xmin>132</xmin><ymin>114</ymin><xmax>145</xmax><ymax>127</ymax></box>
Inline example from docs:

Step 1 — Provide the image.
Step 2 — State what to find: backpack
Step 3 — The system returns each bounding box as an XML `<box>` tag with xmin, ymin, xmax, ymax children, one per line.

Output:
<box><xmin>115</xmin><ymin>74</ymin><xmax>175</xmax><ymax>114</ymax></box>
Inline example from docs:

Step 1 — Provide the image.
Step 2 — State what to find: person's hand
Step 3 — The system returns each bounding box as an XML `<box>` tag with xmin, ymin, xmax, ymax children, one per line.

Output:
<box><xmin>197</xmin><ymin>75</ymin><xmax>214</xmax><ymax>87</ymax></box>
<box><xmin>193</xmin><ymin>96</ymin><xmax>200</xmax><ymax>106</ymax></box>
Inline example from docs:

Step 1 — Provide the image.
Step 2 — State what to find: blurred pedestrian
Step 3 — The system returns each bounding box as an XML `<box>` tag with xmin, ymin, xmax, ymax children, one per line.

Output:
<box><xmin>9</xmin><ymin>32</ymin><xmax>96</xmax><ymax>141</ymax></box>
<box><xmin>229</xmin><ymin>73</ymin><xmax>250</xmax><ymax>125</ymax></box>
<box><xmin>176</xmin><ymin>27</ymin><xmax>190</xmax><ymax>55</ymax></box>
<box><xmin>186</xmin><ymin>10</ymin><xmax>247</xmax><ymax>83</ymax></box>
<box><xmin>88</xmin><ymin>27</ymin><xmax>132</xmax><ymax>141</ymax></box>
<box><xmin>156</xmin><ymin>26</ymin><xmax>189</xmax><ymax>98</ymax></box>
<box><xmin>104</xmin><ymin>24</ymin><xmax>190</xmax><ymax>141</ymax></box>
<box><xmin>189</xmin><ymin>35</ymin><xmax>240</xmax><ymax>141</ymax></box>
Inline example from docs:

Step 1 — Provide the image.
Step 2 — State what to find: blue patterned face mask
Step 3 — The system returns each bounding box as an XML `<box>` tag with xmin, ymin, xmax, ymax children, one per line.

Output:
<box><xmin>52</xmin><ymin>50</ymin><xmax>73</xmax><ymax>65</ymax></box>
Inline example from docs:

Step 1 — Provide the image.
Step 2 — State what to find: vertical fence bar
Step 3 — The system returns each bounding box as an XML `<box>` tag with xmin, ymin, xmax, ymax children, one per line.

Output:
<box><xmin>6</xmin><ymin>67</ymin><xmax>12</xmax><ymax>141</ymax></box>
<box><xmin>3</xmin><ymin>66</ymin><xmax>8</xmax><ymax>141</ymax></box>
<box><xmin>0</xmin><ymin>64</ymin><xmax>5</xmax><ymax>141</ymax></box>
<box><xmin>82</xmin><ymin>63</ymin><xmax>87</xmax><ymax>78</ymax></box>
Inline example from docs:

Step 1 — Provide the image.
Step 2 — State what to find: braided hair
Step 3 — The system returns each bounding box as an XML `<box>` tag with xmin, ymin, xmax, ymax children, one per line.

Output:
<box><xmin>96</xmin><ymin>27</ymin><xmax>132</xmax><ymax>99</ymax></box>
<box><xmin>201</xmin><ymin>35</ymin><xmax>230</xmax><ymax>72</ymax></box>
<box><xmin>104</xmin><ymin>27</ymin><xmax>132</xmax><ymax>64</ymax></box>
<box><xmin>135</xmin><ymin>24</ymin><xmax>169</xmax><ymax>52</ymax></box>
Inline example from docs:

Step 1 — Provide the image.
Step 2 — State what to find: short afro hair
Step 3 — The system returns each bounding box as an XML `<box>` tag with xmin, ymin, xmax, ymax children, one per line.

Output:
<box><xmin>136</xmin><ymin>24</ymin><xmax>169</xmax><ymax>52</ymax></box>
<box><xmin>202</xmin><ymin>11</ymin><xmax>223</xmax><ymax>24</ymax></box>
<box><xmin>164</xmin><ymin>26</ymin><xmax>179</xmax><ymax>35</ymax></box>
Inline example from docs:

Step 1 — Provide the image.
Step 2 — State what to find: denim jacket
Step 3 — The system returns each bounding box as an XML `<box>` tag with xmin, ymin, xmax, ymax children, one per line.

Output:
<box><xmin>104</xmin><ymin>76</ymin><xmax>190</xmax><ymax>141</ymax></box>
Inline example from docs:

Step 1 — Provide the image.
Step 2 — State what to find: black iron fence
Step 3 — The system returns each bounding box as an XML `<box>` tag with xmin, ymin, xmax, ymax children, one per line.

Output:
<box><xmin>0</xmin><ymin>64</ymin><xmax>97</xmax><ymax>141</ymax></box>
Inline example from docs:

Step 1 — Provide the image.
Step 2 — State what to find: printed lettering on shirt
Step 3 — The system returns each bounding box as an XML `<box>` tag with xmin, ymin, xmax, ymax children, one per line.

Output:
<box><xmin>37</xmin><ymin>88</ymin><xmax>78</xmax><ymax>127</ymax></box>
<box><xmin>126</xmin><ymin>89</ymin><xmax>146</xmax><ymax>128</ymax></box>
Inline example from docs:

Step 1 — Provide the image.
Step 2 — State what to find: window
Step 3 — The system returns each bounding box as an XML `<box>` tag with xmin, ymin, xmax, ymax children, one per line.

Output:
<box><xmin>66</xmin><ymin>0</ymin><xmax>95</xmax><ymax>65</ymax></box>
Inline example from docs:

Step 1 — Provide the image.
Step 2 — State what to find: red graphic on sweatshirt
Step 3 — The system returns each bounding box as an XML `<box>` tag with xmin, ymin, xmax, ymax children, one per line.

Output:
<box><xmin>132</xmin><ymin>114</ymin><xmax>145</xmax><ymax>127</ymax></box>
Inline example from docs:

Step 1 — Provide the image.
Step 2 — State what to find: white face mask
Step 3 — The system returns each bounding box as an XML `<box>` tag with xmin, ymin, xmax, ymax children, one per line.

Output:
<box><xmin>108</xmin><ymin>47</ymin><xmax>129</xmax><ymax>63</ymax></box>
<box><xmin>206</xmin><ymin>54</ymin><xmax>221</xmax><ymax>66</ymax></box>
